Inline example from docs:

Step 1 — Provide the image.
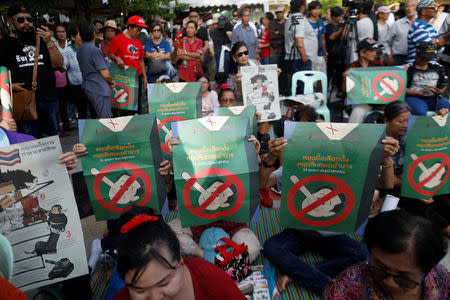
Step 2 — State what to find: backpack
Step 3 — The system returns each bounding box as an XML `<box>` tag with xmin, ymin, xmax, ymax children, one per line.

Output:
<box><xmin>218</xmin><ymin>15</ymin><xmax>228</xmax><ymax>29</ymax></box>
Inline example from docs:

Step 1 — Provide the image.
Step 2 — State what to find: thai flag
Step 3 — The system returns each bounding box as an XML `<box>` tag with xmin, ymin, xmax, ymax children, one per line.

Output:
<box><xmin>0</xmin><ymin>149</ymin><xmax>20</xmax><ymax>166</ymax></box>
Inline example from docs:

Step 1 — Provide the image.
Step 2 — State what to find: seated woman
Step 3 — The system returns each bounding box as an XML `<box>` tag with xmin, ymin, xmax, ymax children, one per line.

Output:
<box><xmin>113</xmin><ymin>206</ymin><xmax>246</xmax><ymax>300</ymax></box>
<box><xmin>197</xmin><ymin>74</ymin><xmax>219</xmax><ymax>116</ymax></box>
<box><xmin>227</xmin><ymin>41</ymin><xmax>256</xmax><ymax>102</ymax></box>
<box><xmin>325</xmin><ymin>209</ymin><xmax>449</xmax><ymax>299</ymax></box>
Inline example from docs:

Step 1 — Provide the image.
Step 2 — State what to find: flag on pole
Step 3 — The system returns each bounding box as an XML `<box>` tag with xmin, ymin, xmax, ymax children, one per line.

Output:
<box><xmin>0</xmin><ymin>66</ymin><xmax>13</xmax><ymax>120</ymax></box>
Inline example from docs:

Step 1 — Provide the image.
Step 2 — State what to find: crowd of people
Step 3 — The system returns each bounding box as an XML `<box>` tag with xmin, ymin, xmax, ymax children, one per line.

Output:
<box><xmin>0</xmin><ymin>0</ymin><xmax>450</xmax><ymax>299</ymax></box>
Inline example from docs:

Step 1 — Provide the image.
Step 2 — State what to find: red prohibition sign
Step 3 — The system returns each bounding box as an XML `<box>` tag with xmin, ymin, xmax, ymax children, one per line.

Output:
<box><xmin>183</xmin><ymin>167</ymin><xmax>245</xmax><ymax>219</ymax></box>
<box><xmin>110</xmin><ymin>83</ymin><xmax>132</xmax><ymax>107</ymax></box>
<box><xmin>287</xmin><ymin>174</ymin><xmax>355</xmax><ymax>226</ymax></box>
<box><xmin>158</xmin><ymin>116</ymin><xmax>186</xmax><ymax>154</ymax></box>
<box><xmin>94</xmin><ymin>162</ymin><xmax>152</xmax><ymax>213</ymax></box>
<box><xmin>407</xmin><ymin>152</ymin><xmax>450</xmax><ymax>196</ymax></box>
<box><xmin>372</xmin><ymin>72</ymin><xmax>404</xmax><ymax>102</ymax></box>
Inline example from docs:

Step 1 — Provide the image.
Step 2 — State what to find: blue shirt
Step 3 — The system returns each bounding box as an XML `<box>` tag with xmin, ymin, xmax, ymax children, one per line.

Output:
<box><xmin>144</xmin><ymin>38</ymin><xmax>171</xmax><ymax>82</ymax></box>
<box><xmin>63</xmin><ymin>44</ymin><xmax>83</xmax><ymax>85</ymax></box>
<box><xmin>77</xmin><ymin>42</ymin><xmax>110</xmax><ymax>97</ymax></box>
<box><xmin>308</xmin><ymin>19</ymin><xmax>326</xmax><ymax>56</ymax></box>
<box><xmin>407</xmin><ymin>19</ymin><xmax>440</xmax><ymax>64</ymax></box>
<box><xmin>232</xmin><ymin>24</ymin><xmax>258</xmax><ymax>60</ymax></box>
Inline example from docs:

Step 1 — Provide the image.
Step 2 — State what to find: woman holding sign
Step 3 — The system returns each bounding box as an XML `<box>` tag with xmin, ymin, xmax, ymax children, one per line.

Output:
<box><xmin>325</xmin><ymin>210</ymin><xmax>449</xmax><ymax>299</ymax></box>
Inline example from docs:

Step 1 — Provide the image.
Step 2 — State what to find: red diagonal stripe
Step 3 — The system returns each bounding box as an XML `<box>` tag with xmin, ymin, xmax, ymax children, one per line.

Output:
<box><xmin>197</xmin><ymin>178</ymin><xmax>234</xmax><ymax>211</ymax></box>
<box><xmin>296</xmin><ymin>185</ymin><xmax>346</xmax><ymax>218</ymax></box>
<box><xmin>107</xmin><ymin>172</ymin><xmax>140</xmax><ymax>208</ymax></box>
<box><xmin>417</xmin><ymin>162</ymin><xmax>446</xmax><ymax>188</ymax></box>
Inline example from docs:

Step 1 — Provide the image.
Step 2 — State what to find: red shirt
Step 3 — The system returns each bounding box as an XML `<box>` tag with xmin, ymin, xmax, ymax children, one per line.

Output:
<box><xmin>113</xmin><ymin>257</ymin><xmax>246</xmax><ymax>300</ymax></box>
<box><xmin>261</xmin><ymin>28</ymin><xmax>270</xmax><ymax>58</ymax></box>
<box><xmin>178</xmin><ymin>37</ymin><xmax>203</xmax><ymax>82</ymax></box>
<box><xmin>108</xmin><ymin>33</ymin><xmax>145</xmax><ymax>75</ymax></box>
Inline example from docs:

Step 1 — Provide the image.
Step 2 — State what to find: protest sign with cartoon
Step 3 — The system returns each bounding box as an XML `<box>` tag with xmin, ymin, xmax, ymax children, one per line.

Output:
<box><xmin>241</xmin><ymin>64</ymin><xmax>281</xmax><ymax>122</ymax></box>
<box><xmin>0</xmin><ymin>136</ymin><xmax>87</xmax><ymax>291</ymax></box>
<box><xmin>148</xmin><ymin>82</ymin><xmax>202</xmax><ymax>160</ymax></box>
<box><xmin>401</xmin><ymin>115</ymin><xmax>450</xmax><ymax>199</ymax></box>
<box><xmin>280</xmin><ymin>122</ymin><xmax>385</xmax><ymax>233</ymax></box>
<box><xmin>172</xmin><ymin>116</ymin><xmax>259</xmax><ymax>227</ymax></box>
<box><xmin>109</xmin><ymin>62</ymin><xmax>138</xmax><ymax>110</ymax></box>
<box><xmin>346</xmin><ymin>67</ymin><xmax>407</xmax><ymax>105</ymax></box>
<box><xmin>80</xmin><ymin>114</ymin><xmax>166</xmax><ymax>220</ymax></box>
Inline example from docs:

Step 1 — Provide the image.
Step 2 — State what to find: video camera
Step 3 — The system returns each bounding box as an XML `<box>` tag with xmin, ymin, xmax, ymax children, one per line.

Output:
<box><xmin>342</xmin><ymin>0</ymin><xmax>373</xmax><ymax>18</ymax></box>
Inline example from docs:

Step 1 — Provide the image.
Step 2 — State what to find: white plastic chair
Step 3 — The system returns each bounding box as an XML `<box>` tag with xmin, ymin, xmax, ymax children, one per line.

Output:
<box><xmin>0</xmin><ymin>234</ymin><xmax>13</xmax><ymax>281</ymax></box>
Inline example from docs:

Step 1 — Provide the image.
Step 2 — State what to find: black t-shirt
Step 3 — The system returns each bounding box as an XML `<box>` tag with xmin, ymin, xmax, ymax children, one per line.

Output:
<box><xmin>9</xmin><ymin>35</ymin><xmax>57</xmax><ymax>102</ymax></box>
<box><xmin>183</xmin><ymin>26</ymin><xmax>208</xmax><ymax>43</ymax></box>
<box><xmin>325</xmin><ymin>22</ymin><xmax>344</xmax><ymax>56</ymax></box>
<box><xmin>209</xmin><ymin>26</ymin><xmax>232</xmax><ymax>57</ymax></box>
<box><xmin>0</xmin><ymin>35</ymin><xmax>17</xmax><ymax>70</ymax></box>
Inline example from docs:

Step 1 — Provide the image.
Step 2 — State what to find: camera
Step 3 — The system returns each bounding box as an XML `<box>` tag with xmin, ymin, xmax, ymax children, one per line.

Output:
<box><xmin>342</xmin><ymin>0</ymin><xmax>372</xmax><ymax>8</ymax></box>
<box><xmin>36</xmin><ymin>16</ymin><xmax>47</xmax><ymax>28</ymax></box>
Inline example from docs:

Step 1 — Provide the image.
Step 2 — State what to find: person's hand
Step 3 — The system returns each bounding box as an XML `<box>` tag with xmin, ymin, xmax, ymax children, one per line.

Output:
<box><xmin>267</xmin><ymin>137</ymin><xmax>288</xmax><ymax>161</ymax></box>
<box><xmin>434</xmin><ymin>108</ymin><xmax>449</xmax><ymax>116</ymax></box>
<box><xmin>109</xmin><ymin>81</ymin><xmax>116</xmax><ymax>88</ymax></box>
<box><xmin>419</xmin><ymin>197</ymin><xmax>434</xmax><ymax>204</ymax></box>
<box><xmin>248</xmin><ymin>135</ymin><xmax>261</xmax><ymax>155</ymax></box>
<box><xmin>12</xmin><ymin>83</ymin><xmax>27</xmax><ymax>92</ymax></box>
<box><xmin>36</xmin><ymin>26</ymin><xmax>53</xmax><ymax>44</ymax></box>
<box><xmin>0</xmin><ymin>119</ymin><xmax>17</xmax><ymax>132</ymax></box>
<box><xmin>255</xmin><ymin>112</ymin><xmax>262</xmax><ymax>122</ymax></box>
<box><xmin>301</xmin><ymin>55</ymin><xmax>308</xmax><ymax>64</ymax></box>
<box><xmin>167</xmin><ymin>138</ymin><xmax>180</xmax><ymax>154</ymax></box>
<box><xmin>59</xmin><ymin>152</ymin><xmax>78</xmax><ymax>170</ymax></box>
<box><xmin>323</xmin><ymin>55</ymin><xmax>328</xmax><ymax>63</ymax></box>
<box><xmin>116</xmin><ymin>57</ymin><xmax>125</xmax><ymax>69</ymax></box>
<box><xmin>382</xmin><ymin>137</ymin><xmax>400</xmax><ymax>158</ymax></box>
<box><xmin>343</xmin><ymin>71</ymin><xmax>350</xmax><ymax>77</ymax></box>
<box><xmin>234</xmin><ymin>73</ymin><xmax>242</xmax><ymax>83</ymax></box>
<box><xmin>422</xmin><ymin>86</ymin><xmax>440</xmax><ymax>95</ymax></box>
<box><xmin>159</xmin><ymin>160</ymin><xmax>172</xmax><ymax>176</ymax></box>
<box><xmin>73</xmin><ymin>143</ymin><xmax>88</xmax><ymax>157</ymax></box>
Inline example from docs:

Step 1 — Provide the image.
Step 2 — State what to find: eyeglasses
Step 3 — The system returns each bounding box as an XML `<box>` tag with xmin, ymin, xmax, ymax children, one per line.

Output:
<box><xmin>367</xmin><ymin>263</ymin><xmax>424</xmax><ymax>289</ymax></box>
<box><xmin>232</xmin><ymin>14</ymin><xmax>238</xmax><ymax>17</ymax></box>
<box><xmin>152</xmin><ymin>28</ymin><xmax>161</xmax><ymax>32</ymax></box>
<box><xmin>220</xmin><ymin>98</ymin><xmax>236</xmax><ymax>103</ymax></box>
<box><xmin>15</xmin><ymin>16</ymin><xmax>33</xmax><ymax>24</ymax></box>
<box><xmin>236</xmin><ymin>50</ymin><xmax>249</xmax><ymax>57</ymax></box>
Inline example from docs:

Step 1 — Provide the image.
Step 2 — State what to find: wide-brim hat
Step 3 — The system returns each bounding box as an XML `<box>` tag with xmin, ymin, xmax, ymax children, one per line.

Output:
<box><xmin>100</xmin><ymin>20</ymin><xmax>121</xmax><ymax>33</ymax></box>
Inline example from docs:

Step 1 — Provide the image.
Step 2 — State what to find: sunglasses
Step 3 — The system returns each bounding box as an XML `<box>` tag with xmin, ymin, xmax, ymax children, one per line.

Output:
<box><xmin>232</xmin><ymin>14</ymin><xmax>238</xmax><ymax>17</ymax></box>
<box><xmin>367</xmin><ymin>263</ymin><xmax>424</xmax><ymax>289</ymax></box>
<box><xmin>236</xmin><ymin>50</ymin><xmax>249</xmax><ymax>57</ymax></box>
<box><xmin>220</xmin><ymin>98</ymin><xmax>236</xmax><ymax>103</ymax></box>
<box><xmin>15</xmin><ymin>16</ymin><xmax>33</xmax><ymax>24</ymax></box>
<box><xmin>152</xmin><ymin>28</ymin><xmax>161</xmax><ymax>32</ymax></box>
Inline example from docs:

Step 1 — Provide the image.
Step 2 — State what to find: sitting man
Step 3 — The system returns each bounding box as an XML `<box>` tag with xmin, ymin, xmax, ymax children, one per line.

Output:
<box><xmin>260</xmin><ymin>132</ymin><xmax>399</xmax><ymax>295</ymax></box>
<box><xmin>405</xmin><ymin>42</ymin><xmax>450</xmax><ymax>115</ymax></box>
<box><xmin>345</xmin><ymin>38</ymin><xmax>385</xmax><ymax>123</ymax></box>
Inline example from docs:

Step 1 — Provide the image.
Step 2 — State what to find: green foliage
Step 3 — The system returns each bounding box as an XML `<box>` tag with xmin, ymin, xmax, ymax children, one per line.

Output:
<box><xmin>320</xmin><ymin>0</ymin><xmax>403</xmax><ymax>16</ymax></box>
<box><xmin>108</xmin><ymin>0</ymin><xmax>187</xmax><ymax>20</ymax></box>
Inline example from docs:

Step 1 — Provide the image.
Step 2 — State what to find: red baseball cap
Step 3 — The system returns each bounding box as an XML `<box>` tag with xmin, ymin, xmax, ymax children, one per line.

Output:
<box><xmin>127</xmin><ymin>15</ymin><xmax>149</xmax><ymax>28</ymax></box>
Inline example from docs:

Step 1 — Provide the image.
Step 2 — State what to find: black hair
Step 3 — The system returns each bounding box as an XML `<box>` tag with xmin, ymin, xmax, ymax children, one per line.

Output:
<box><xmin>93</xmin><ymin>19</ymin><xmax>103</xmax><ymax>26</ymax></box>
<box><xmin>117</xmin><ymin>206</ymin><xmax>181</xmax><ymax>286</ymax></box>
<box><xmin>364</xmin><ymin>209</ymin><xmax>447</xmax><ymax>274</ymax></box>
<box><xmin>360</xmin><ymin>3</ymin><xmax>373</xmax><ymax>15</ymax></box>
<box><xmin>150</xmin><ymin>22</ymin><xmax>162</xmax><ymax>32</ymax></box>
<box><xmin>196</xmin><ymin>74</ymin><xmax>210</xmax><ymax>91</ymax></box>
<box><xmin>50</xmin><ymin>204</ymin><xmax>62</xmax><ymax>212</ymax></box>
<box><xmin>218</xmin><ymin>87</ymin><xmax>236</xmax><ymax>102</ymax></box>
<box><xmin>189</xmin><ymin>8</ymin><xmax>199</xmax><ymax>15</ymax></box>
<box><xmin>290</xmin><ymin>0</ymin><xmax>306</xmax><ymax>13</ymax></box>
<box><xmin>214</xmin><ymin>72</ymin><xmax>229</xmax><ymax>86</ymax></box>
<box><xmin>264</xmin><ymin>12</ymin><xmax>275</xmax><ymax>21</ymax></box>
<box><xmin>229</xmin><ymin>41</ymin><xmax>248</xmax><ymax>75</ymax></box>
<box><xmin>330</xmin><ymin>6</ymin><xmax>344</xmax><ymax>17</ymax></box>
<box><xmin>384</xmin><ymin>100</ymin><xmax>412</xmax><ymax>121</ymax></box>
<box><xmin>293</xmin><ymin>104</ymin><xmax>318</xmax><ymax>122</ymax></box>
<box><xmin>308</xmin><ymin>1</ymin><xmax>321</xmax><ymax>11</ymax></box>
<box><xmin>186</xmin><ymin>20</ymin><xmax>198</xmax><ymax>30</ymax></box>
<box><xmin>78</xmin><ymin>21</ymin><xmax>95</xmax><ymax>42</ymax></box>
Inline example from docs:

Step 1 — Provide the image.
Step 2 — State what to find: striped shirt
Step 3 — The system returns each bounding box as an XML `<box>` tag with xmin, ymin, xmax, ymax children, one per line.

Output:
<box><xmin>407</xmin><ymin>19</ymin><xmax>440</xmax><ymax>64</ymax></box>
<box><xmin>63</xmin><ymin>44</ymin><xmax>83</xmax><ymax>85</ymax></box>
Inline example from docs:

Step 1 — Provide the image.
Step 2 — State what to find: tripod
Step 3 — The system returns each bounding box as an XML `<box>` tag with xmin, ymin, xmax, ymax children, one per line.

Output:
<box><xmin>344</xmin><ymin>12</ymin><xmax>359</xmax><ymax>66</ymax></box>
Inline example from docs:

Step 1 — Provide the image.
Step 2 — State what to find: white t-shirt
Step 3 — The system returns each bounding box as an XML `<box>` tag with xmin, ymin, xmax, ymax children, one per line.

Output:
<box><xmin>202</xmin><ymin>90</ymin><xmax>220</xmax><ymax>116</ymax></box>
<box><xmin>357</xmin><ymin>17</ymin><xmax>374</xmax><ymax>41</ymax></box>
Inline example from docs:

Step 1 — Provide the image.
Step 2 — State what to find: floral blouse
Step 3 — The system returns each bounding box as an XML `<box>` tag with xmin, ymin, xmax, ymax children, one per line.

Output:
<box><xmin>324</xmin><ymin>262</ymin><xmax>449</xmax><ymax>299</ymax></box>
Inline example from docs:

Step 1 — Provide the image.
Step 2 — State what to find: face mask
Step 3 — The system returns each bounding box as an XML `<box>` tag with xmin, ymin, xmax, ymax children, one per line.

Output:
<box><xmin>232</xmin><ymin>19</ymin><xmax>238</xmax><ymax>24</ymax></box>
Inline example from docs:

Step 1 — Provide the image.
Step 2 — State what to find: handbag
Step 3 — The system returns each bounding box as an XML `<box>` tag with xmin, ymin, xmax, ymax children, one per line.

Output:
<box><xmin>12</xmin><ymin>34</ymin><xmax>39</xmax><ymax>121</ymax></box>
<box><xmin>214</xmin><ymin>237</ymin><xmax>251</xmax><ymax>282</ymax></box>
<box><xmin>148</xmin><ymin>40</ymin><xmax>167</xmax><ymax>75</ymax></box>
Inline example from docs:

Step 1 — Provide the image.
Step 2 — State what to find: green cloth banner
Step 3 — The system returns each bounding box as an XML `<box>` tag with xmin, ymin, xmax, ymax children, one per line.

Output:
<box><xmin>148</xmin><ymin>82</ymin><xmax>202</xmax><ymax>160</ymax></box>
<box><xmin>280</xmin><ymin>122</ymin><xmax>385</xmax><ymax>233</ymax></box>
<box><xmin>214</xmin><ymin>105</ymin><xmax>257</xmax><ymax>136</ymax></box>
<box><xmin>0</xmin><ymin>66</ymin><xmax>13</xmax><ymax>120</ymax></box>
<box><xmin>172</xmin><ymin>116</ymin><xmax>259</xmax><ymax>227</ymax></box>
<box><xmin>109</xmin><ymin>62</ymin><xmax>138</xmax><ymax>110</ymax></box>
<box><xmin>401</xmin><ymin>115</ymin><xmax>450</xmax><ymax>199</ymax></box>
<box><xmin>80</xmin><ymin>114</ymin><xmax>166</xmax><ymax>220</ymax></box>
<box><xmin>346</xmin><ymin>67</ymin><xmax>407</xmax><ymax>105</ymax></box>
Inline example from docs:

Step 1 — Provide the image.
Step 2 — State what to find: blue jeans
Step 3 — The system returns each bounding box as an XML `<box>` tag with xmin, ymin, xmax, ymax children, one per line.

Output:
<box><xmin>263</xmin><ymin>229</ymin><xmax>368</xmax><ymax>293</ymax></box>
<box><xmin>16</xmin><ymin>120</ymin><xmax>39</xmax><ymax>138</ymax></box>
<box><xmin>261</xmin><ymin>56</ymin><xmax>270</xmax><ymax>65</ymax></box>
<box><xmin>37</xmin><ymin>100</ymin><xmax>60</xmax><ymax>136</ymax></box>
<box><xmin>405</xmin><ymin>96</ymin><xmax>450</xmax><ymax>115</ymax></box>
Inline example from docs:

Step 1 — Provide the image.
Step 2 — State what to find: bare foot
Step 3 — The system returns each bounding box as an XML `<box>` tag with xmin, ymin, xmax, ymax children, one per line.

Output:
<box><xmin>277</xmin><ymin>275</ymin><xmax>292</xmax><ymax>292</ymax></box>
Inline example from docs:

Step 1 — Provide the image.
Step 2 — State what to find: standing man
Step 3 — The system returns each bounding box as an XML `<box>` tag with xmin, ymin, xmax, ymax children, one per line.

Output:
<box><xmin>269</xmin><ymin>4</ymin><xmax>286</xmax><ymax>66</ymax></box>
<box><xmin>407</xmin><ymin>0</ymin><xmax>442</xmax><ymax>64</ymax></box>
<box><xmin>108</xmin><ymin>15</ymin><xmax>148</xmax><ymax>115</ymax></box>
<box><xmin>6</xmin><ymin>4</ymin><xmax>64</xmax><ymax>137</ymax></box>
<box><xmin>232</xmin><ymin>8</ymin><xmax>258</xmax><ymax>61</ymax></box>
<box><xmin>384</xmin><ymin>0</ymin><xmax>418</xmax><ymax>65</ymax></box>
<box><xmin>77</xmin><ymin>21</ymin><xmax>115</xmax><ymax>118</ymax></box>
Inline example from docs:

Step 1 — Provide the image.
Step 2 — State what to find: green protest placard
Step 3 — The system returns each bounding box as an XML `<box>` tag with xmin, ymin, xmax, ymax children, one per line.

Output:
<box><xmin>401</xmin><ymin>115</ymin><xmax>450</xmax><ymax>199</ymax></box>
<box><xmin>280</xmin><ymin>122</ymin><xmax>385</xmax><ymax>233</ymax></box>
<box><xmin>172</xmin><ymin>116</ymin><xmax>259</xmax><ymax>227</ymax></box>
<box><xmin>148</xmin><ymin>82</ymin><xmax>202</xmax><ymax>160</ymax></box>
<box><xmin>346</xmin><ymin>67</ymin><xmax>406</xmax><ymax>105</ymax></box>
<box><xmin>80</xmin><ymin>114</ymin><xmax>166</xmax><ymax>220</ymax></box>
<box><xmin>214</xmin><ymin>105</ymin><xmax>257</xmax><ymax>136</ymax></box>
<box><xmin>109</xmin><ymin>62</ymin><xmax>138</xmax><ymax>110</ymax></box>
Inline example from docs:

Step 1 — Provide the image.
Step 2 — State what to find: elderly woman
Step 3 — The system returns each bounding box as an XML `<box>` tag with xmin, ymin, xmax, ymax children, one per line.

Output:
<box><xmin>325</xmin><ymin>209</ymin><xmax>449</xmax><ymax>299</ymax></box>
